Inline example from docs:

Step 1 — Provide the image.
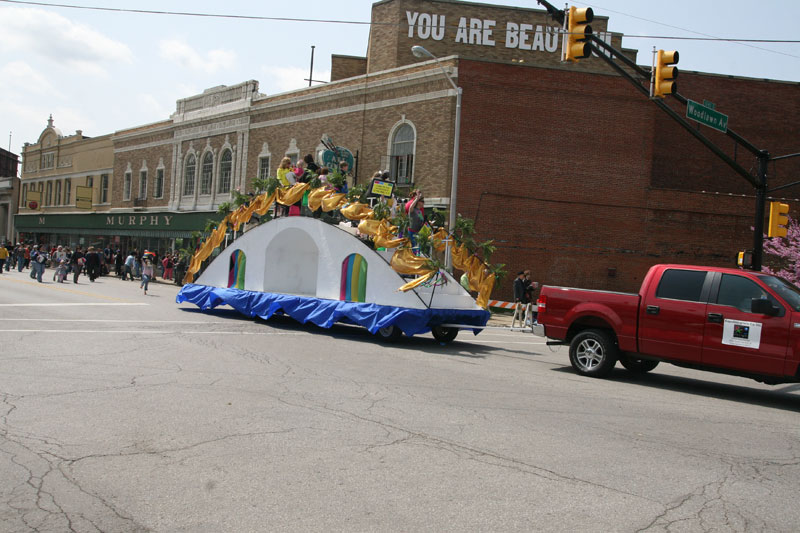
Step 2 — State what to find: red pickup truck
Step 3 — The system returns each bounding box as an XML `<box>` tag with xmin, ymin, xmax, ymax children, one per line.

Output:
<box><xmin>536</xmin><ymin>264</ymin><xmax>800</xmax><ymax>384</ymax></box>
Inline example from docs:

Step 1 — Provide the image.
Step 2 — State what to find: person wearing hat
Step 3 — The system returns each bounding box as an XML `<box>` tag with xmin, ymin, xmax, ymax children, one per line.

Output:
<box><xmin>29</xmin><ymin>245</ymin><xmax>46</xmax><ymax>283</ymax></box>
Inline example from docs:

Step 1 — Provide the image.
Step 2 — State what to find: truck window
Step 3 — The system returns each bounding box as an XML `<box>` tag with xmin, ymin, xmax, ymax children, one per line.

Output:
<box><xmin>757</xmin><ymin>275</ymin><xmax>800</xmax><ymax>311</ymax></box>
<box><xmin>716</xmin><ymin>274</ymin><xmax>782</xmax><ymax>314</ymax></box>
<box><xmin>655</xmin><ymin>269</ymin><xmax>707</xmax><ymax>302</ymax></box>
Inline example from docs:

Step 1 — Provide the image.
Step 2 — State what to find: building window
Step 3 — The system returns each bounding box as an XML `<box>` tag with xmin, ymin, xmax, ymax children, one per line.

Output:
<box><xmin>218</xmin><ymin>150</ymin><xmax>232</xmax><ymax>193</ymax></box>
<box><xmin>183</xmin><ymin>154</ymin><xmax>196</xmax><ymax>196</ymax></box>
<box><xmin>101</xmin><ymin>174</ymin><xmax>109</xmax><ymax>203</ymax></box>
<box><xmin>390</xmin><ymin>123</ymin><xmax>415</xmax><ymax>185</ymax></box>
<box><xmin>46</xmin><ymin>181</ymin><xmax>53</xmax><ymax>206</ymax></box>
<box><xmin>55</xmin><ymin>180</ymin><xmax>62</xmax><ymax>205</ymax></box>
<box><xmin>64</xmin><ymin>178</ymin><xmax>71</xmax><ymax>204</ymax></box>
<box><xmin>41</xmin><ymin>152</ymin><xmax>54</xmax><ymax>169</ymax></box>
<box><xmin>86</xmin><ymin>176</ymin><xmax>93</xmax><ymax>189</ymax></box>
<box><xmin>123</xmin><ymin>172</ymin><xmax>132</xmax><ymax>201</ymax></box>
<box><xmin>139</xmin><ymin>170</ymin><xmax>148</xmax><ymax>199</ymax></box>
<box><xmin>258</xmin><ymin>156</ymin><xmax>270</xmax><ymax>180</ymax></box>
<box><xmin>21</xmin><ymin>184</ymin><xmax>27</xmax><ymax>207</ymax></box>
<box><xmin>155</xmin><ymin>168</ymin><xmax>164</xmax><ymax>198</ymax></box>
<box><xmin>200</xmin><ymin>152</ymin><xmax>213</xmax><ymax>195</ymax></box>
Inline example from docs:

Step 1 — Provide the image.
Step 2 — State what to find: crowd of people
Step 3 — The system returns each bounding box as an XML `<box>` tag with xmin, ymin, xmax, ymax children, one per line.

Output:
<box><xmin>0</xmin><ymin>242</ymin><xmax>186</xmax><ymax>293</ymax></box>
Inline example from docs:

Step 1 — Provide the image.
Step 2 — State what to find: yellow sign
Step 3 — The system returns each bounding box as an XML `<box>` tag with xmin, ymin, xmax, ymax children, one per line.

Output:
<box><xmin>75</xmin><ymin>186</ymin><xmax>93</xmax><ymax>210</ymax></box>
<box><xmin>370</xmin><ymin>179</ymin><xmax>395</xmax><ymax>197</ymax></box>
<box><xmin>76</xmin><ymin>186</ymin><xmax>93</xmax><ymax>201</ymax></box>
<box><xmin>26</xmin><ymin>190</ymin><xmax>41</xmax><ymax>210</ymax></box>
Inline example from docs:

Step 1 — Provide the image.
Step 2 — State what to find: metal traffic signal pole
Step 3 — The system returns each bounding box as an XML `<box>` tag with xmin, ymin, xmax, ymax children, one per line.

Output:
<box><xmin>752</xmin><ymin>152</ymin><xmax>770</xmax><ymax>271</ymax></box>
<box><xmin>581</xmin><ymin>33</ymin><xmax>773</xmax><ymax>271</ymax></box>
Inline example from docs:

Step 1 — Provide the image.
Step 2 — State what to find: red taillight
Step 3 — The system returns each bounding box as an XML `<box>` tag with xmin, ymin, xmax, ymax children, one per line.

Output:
<box><xmin>537</xmin><ymin>295</ymin><xmax>547</xmax><ymax>313</ymax></box>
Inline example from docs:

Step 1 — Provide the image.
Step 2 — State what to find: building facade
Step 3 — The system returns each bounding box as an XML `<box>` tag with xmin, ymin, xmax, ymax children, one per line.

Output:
<box><xmin>0</xmin><ymin>147</ymin><xmax>20</xmax><ymax>245</ymax></box>
<box><xmin>13</xmin><ymin>0</ymin><xmax>800</xmax><ymax>299</ymax></box>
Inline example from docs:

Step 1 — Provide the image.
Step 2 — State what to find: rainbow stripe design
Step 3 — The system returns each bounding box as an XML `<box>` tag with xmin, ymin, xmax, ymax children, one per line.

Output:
<box><xmin>340</xmin><ymin>253</ymin><xmax>367</xmax><ymax>302</ymax></box>
<box><xmin>228</xmin><ymin>249</ymin><xmax>246</xmax><ymax>289</ymax></box>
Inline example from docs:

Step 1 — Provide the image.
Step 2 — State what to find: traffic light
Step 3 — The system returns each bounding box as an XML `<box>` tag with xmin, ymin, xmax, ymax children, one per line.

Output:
<box><xmin>737</xmin><ymin>251</ymin><xmax>753</xmax><ymax>268</ymax></box>
<box><xmin>768</xmin><ymin>201</ymin><xmax>790</xmax><ymax>238</ymax></box>
<box><xmin>564</xmin><ymin>6</ymin><xmax>593</xmax><ymax>62</ymax></box>
<box><xmin>653</xmin><ymin>50</ymin><xmax>679</xmax><ymax>97</ymax></box>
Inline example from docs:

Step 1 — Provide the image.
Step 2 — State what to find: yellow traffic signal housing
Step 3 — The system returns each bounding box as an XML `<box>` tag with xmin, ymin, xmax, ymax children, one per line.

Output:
<box><xmin>564</xmin><ymin>6</ymin><xmax>594</xmax><ymax>62</ymax></box>
<box><xmin>737</xmin><ymin>251</ymin><xmax>753</xmax><ymax>268</ymax></box>
<box><xmin>768</xmin><ymin>201</ymin><xmax>790</xmax><ymax>238</ymax></box>
<box><xmin>653</xmin><ymin>50</ymin><xmax>679</xmax><ymax>97</ymax></box>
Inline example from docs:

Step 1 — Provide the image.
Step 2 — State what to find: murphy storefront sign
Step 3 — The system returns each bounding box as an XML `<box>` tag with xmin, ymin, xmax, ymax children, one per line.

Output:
<box><xmin>15</xmin><ymin>211</ymin><xmax>221</xmax><ymax>236</ymax></box>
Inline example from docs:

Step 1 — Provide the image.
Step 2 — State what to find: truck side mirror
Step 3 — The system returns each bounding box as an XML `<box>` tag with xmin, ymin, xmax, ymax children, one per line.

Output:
<box><xmin>751</xmin><ymin>298</ymin><xmax>779</xmax><ymax>316</ymax></box>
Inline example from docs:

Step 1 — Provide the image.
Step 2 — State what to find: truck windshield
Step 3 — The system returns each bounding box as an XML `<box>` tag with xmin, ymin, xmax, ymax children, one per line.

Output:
<box><xmin>757</xmin><ymin>275</ymin><xmax>800</xmax><ymax>311</ymax></box>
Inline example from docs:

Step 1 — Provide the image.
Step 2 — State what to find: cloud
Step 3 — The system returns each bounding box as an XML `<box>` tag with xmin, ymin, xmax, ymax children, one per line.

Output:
<box><xmin>262</xmin><ymin>66</ymin><xmax>331</xmax><ymax>94</ymax></box>
<box><xmin>136</xmin><ymin>93</ymin><xmax>173</xmax><ymax>122</ymax></box>
<box><xmin>0</xmin><ymin>61</ymin><xmax>59</xmax><ymax>97</ymax></box>
<box><xmin>0</xmin><ymin>7</ymin><xmax>133</xmax><ymax>76</ymax></box>
<box><xmin>159</xmin><ymin>39</ymin><xmax>236</xmax><ymax>74</ymax></box>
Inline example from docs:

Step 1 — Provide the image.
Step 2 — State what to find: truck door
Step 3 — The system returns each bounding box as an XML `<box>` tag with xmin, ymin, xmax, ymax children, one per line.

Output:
<box><xmin>702</xmin><ymin>273</ymin><xmax>789</xmax><ymax>375</ymax></box>
<box><xmin>638</xmin><ymin>268</ymin><xmax>712</xmax><ymax>363</ymax></box>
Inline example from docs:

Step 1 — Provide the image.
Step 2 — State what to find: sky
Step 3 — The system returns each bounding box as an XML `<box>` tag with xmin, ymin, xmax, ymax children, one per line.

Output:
<box><xmin>1</xmin><ymin>0</ymin><xmax>798</xmax><ymax>167</ymax></box>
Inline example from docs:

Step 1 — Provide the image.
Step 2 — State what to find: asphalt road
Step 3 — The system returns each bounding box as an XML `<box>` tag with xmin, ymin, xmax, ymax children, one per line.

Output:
<box><xmin>1</xmin><ymin>267</ymin><xmax>799</xmax><ymax>532</ymax></box>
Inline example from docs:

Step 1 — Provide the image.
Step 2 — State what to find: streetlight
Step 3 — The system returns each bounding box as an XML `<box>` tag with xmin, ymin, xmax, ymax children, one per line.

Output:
<box><xmin>411</xmin><ymin>45</ymin><xmax>462</xmax><ymax>272</ymax></box>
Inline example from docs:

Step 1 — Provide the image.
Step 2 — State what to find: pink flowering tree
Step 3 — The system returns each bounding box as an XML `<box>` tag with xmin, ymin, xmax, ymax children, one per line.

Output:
<box><xmin>762</xmin><ymin>216</ymin><xmax>800</xmax><ymax>285</ymax></box>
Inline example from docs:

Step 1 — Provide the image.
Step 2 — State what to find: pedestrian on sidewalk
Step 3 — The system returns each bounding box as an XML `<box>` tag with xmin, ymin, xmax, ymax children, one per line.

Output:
<box><xmin>123</xmin><ymin>251</ymin><xmax>135</xmax><ymax>281</ymax></box>
<box><xmin>0</xmin><ymin>244</ymin><xmax>7</xmax><ymax>273</ymax></box>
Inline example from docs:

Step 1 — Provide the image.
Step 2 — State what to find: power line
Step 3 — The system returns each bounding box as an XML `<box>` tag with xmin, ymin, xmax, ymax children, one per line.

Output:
<box><xmin>588</xmin><ymin>2</ymin><xmax>800</xmax><ymax>59</ymax></box>
<box><xmin>2</xmin><ymin>0</ymin><xmax>799</xmax><ymax>46</ymax></box>
<box><xmin>0</xmin><ymin>0</ymin><xmax>375</xmax><ymax>25</ymax></box>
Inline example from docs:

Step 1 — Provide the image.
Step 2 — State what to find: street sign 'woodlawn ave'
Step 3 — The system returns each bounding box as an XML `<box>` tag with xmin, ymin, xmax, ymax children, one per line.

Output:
<box><xmin>686</xmin><ymin>99</ymin><xmax>729</xmax><ymax>133</ymax></box>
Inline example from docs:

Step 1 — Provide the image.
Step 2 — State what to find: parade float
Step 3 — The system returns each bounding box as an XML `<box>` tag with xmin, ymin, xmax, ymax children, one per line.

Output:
<box><xmin>176</xmin><ymin>164</ymin><xmax>501</xmax><ymax>343</ymax></box>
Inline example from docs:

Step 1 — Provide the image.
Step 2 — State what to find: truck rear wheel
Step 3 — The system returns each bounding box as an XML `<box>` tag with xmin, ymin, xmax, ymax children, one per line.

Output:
<box><xmin>569</xmin><ymin>329</ymin><xmax>618</xmax><ymax>378</ymax></box>
<box><xmin>619</xmin><ymin>354</ymin><xmax>659</xmax><ymax>373</ymax></box>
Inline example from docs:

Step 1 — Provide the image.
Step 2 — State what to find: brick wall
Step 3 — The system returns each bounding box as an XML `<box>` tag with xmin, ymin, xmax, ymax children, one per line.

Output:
<box><xmin>331</xmin><ymin>55</ymin><xmax>367</xmax><ymax>81</ymax></box>
<box><xmin>456</xmin><ymin>59</ymin><xmax>800</xmax><ymax>300</ymax></box>
<box><xmin>368</xmin><ymin>0</ymin><xmax>634</xmax><ymax>75</ymax></box>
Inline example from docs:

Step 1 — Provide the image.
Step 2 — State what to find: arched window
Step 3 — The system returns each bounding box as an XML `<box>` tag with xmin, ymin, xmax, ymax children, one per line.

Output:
<box><xmin>390</xmin><ymin>123</ymin><xmax>415</xmax><ymax>184</ymax></box>
<box><xmin>55</xmin><ymin>180</ymin><xmax>62</xmax><ymax>205</ymax></box>
<box><xmin>46</xmin><ymin>182</ymin><xmax>53</xmax><ymax>206</ymax></box>
<box><xmin>218</xmin><ymin>150</ymin><xmax>232</xmax><ymax>193</ymax></box>
<box><xmin>183</xmin><ymin>154</ymin><xmax>196</xmax><ymax>196</ymax></box>
<box><xmin>200</xmin><ymin>152</ymin><xmax>213</xmax><ymax>195</ymax></box>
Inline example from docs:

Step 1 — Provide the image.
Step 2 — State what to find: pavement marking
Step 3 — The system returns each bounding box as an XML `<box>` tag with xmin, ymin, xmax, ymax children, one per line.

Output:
<box><xmin>2</xmin><ymin>318</ymin><xmax>222</xmax><ymax>323</ymax></box>
<box><xmin>0</xmin><ymin>329</ymin><xmax>306</xmax><ymax>335</ymax></box>
<box><xmin>0</xmin><ymin>303</ymin><xmax>148</xmax><ymax>307</ymax></box>
<box><xmin>457</xmin><ymin>339</ymin><xmax>550</xmax><ymax>345</ymax></box>
<box><xmin>2</xmin><ymin>276</ymin><xmax>141</xmax><ymax>302</ymax></box>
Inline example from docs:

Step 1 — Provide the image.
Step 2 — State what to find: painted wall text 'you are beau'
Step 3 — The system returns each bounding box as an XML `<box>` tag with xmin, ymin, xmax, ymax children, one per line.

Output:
<box><xmin>406</xmin><ymin>11</ymin><xmax>612</xmax><ymax>53</ymax></box>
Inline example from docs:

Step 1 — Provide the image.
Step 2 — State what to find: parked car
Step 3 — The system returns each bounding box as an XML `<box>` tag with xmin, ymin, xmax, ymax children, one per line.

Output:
<box><xmin>536</xmin><ymin>264</ymin><xmax>800</xmax><ymax>384</ymax></box>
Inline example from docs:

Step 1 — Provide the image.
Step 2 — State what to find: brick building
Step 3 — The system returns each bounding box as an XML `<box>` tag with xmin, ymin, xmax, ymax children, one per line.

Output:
<box><xmin>0</xmin><ymin>147</ymin><xmax>20</xmax><ymax>244</ymax></box>
<box><xmin>13</xmin><ymin>0</ymin><xmax>800</xmax><ymax>299</ymax></box>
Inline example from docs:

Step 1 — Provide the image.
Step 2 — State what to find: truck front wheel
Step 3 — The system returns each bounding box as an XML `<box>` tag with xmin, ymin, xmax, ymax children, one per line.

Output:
<box><xmin>569</xmin><ymin>329</ymin><xmax>618</xmax><ymax>378</ymax></box>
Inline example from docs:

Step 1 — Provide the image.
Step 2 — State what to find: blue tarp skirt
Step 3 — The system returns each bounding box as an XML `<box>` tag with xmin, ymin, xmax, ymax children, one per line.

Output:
<box><xmin>177</xmin><ymin>284</ymin><xmax>489</xmax><ymax>337</ymax></box>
